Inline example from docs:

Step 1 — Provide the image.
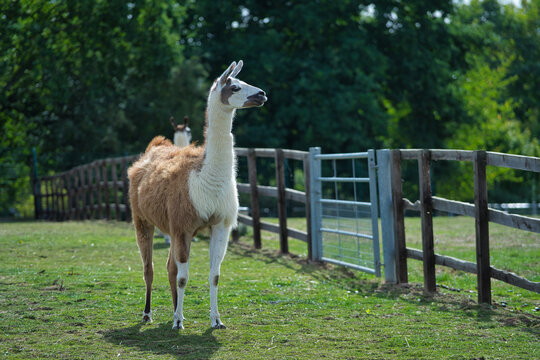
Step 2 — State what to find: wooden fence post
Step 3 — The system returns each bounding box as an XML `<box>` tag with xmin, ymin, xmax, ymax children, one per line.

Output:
<box><xmin>474</xmin><ymin>150</ymin><xmax>491</xmax><ymax>304</ymax></box>
<box><xmin>49</xmin><ymin>177</ymin><xmax>54</xmax><ymax>220</ymax></box>
<box><xmin>231</xmin><ymin>229</ymin><xmax>239</xmax><ymax>242</ymax></box>
<box><xmin>303</xmin><ymin>153</ymin><xmax>313</xmax><ymax>260</ymax></box>
<box><xmin>62</xmin><ymin>173</ymin><xmax>69</xmax><ymax>221</ymax></box>
<box><xmin>51</xmin><ymin>177</ymin><xmax>58</xmax><ymax>221</ymax></box>
<box><xmin>56</xmin><ymin>176</ymin><xmax>63</xmax><ymax>220</ymax></box>
<box><xmin>103</xmin><ymin>161</ymin><xmax>110</xmax><ymax>220</ymax></box>
<box><xmin>247</xmin><ymin>149</ymin><xmax>261</xmax><ymax>249</ymax></box>
<box><xmin>112</xmin><ymin>162</ymin><xmax>120</xmax><ymax>221</ymax></box>
<box><xmin>45</xmin><ymin>178</ymin><xmax>50</xmax><ymax>220</ymax></box>
<box><xmin>77</xmin><ymin>170</ymin><xmax>84</xmax><ymax>220</ymax></box>
<box><xmin>390</xmin><ymin>149</ymin><xmax>408</xmax><ymax>283</ymax></box>
<box><xmin>96</xmin><ymin>163</ymin><xmax>103</xmax><ymax>219</ymax></box>
<box><xmin>418</xmin><ymin>150</ymin><xmax>436</xmax><ymax>293</ymax></box>
<box><xmin>46</xmin><ymin>178</ymin><xmax>52</xmax><ymax>220</ymax></box>
<box><xmin>31</xmin><ymin>148</ymin><xmax>41</xmax><ymax>219</ymax></box>
<box><xmin>65</xmin><ymin>171</ymin><xmax>72</xmax><ymax>220</ymax></box>
<box><xmin>122</xmin><ymin>157</ymin><xmax>131</xmax><ymax>222</ymax></box>
<box><xmin>87</xmin><ymin>166</ymin><xmax>94</xmax><ymax>220</ymax></box>
<box><xmin>80</xmin><ymin>167</ymin><xmax>88</xmax><ymax>220</ymax></box>
<box><xmin>275</xmin><ymin>149</ymin><xmax>288</xmax><ymax>254</ymax></box>
<box><xmin>57</xmin><ymin>176</ymin><xmax>62</xmax><ymax>220</ymax></box>
<box><xmin>58</xmin><ymin>176</ymin><xmax>63</xmax><ymax>220</ymax></box>
<box><xmin>59</xmin><ymin>176</ymin><xmax>65</xmax><ymax>220</ymax></box>
<box><xmin>68</xmin><ymin>171</ymin><xmax>74</xmax><ymax>220</ymax></box>
<box><xmin>71</xmin><ymin>170</ymin><xmax>78</xmax><ymax>220</ymax></box>
<box><xmin>32</xmin><ymin>176</ymin><xmax>41</xmax><ymax>220</ymax></box>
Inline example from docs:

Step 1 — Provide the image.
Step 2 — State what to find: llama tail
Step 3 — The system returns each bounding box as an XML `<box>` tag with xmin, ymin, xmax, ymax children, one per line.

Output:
<box><xmin>145</xmin><ymin>136</ymin><xmax>173</xmax><ymax>153</ymax></box>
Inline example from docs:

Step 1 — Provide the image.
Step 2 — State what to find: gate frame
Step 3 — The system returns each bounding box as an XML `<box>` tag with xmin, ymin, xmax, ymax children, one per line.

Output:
<box><xmin>309</xmin><ymin>147</ymin><xmax>381</xmax><ymax>277</ymax></box>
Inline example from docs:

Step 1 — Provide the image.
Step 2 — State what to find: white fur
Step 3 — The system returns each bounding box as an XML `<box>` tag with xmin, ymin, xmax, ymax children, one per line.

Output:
<box><xmin>173</xmin><ymin>261</ymin><xmax>189</xmax><ymax>330</ymax></box>
<box><xmin>209</xmin><ymin>221</ymin><xmax>230</xmax><ymax>328</ymax></box>
<box><xmin>142</xmin><ymin>310</ymin><xmax>152</xmax><ymax>323</ymax></box>
<box><xmin>188</xmin><ymin>87</ymin><xmax>240</xmax><ymax>229</ymax></box>
<box><xmin>173</xmin><ymin>130</ymin><xmax>191</xmax><ymax>148</ymax></box>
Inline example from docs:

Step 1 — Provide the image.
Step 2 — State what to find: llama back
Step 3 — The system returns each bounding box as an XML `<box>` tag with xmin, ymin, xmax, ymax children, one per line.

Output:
<box><xmin>128</xmin><ymin>142</ymin><xmax>205</xmax><ymax>232</ymax></box>
<box><xmin>145</xmin><ymin>135</ymin><xmax>173</xmax><ymax>153</ymax></box>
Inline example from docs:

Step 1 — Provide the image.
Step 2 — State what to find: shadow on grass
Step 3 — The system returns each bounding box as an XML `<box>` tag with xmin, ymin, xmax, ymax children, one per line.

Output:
<box><xmin>229</xmin><ymin>239</ymin><xmax>380</xmax><ymax>292</ymax></box>
<box><xmin>153</xmin><ymin>242</ymin><xmax>170</xmax><ymax>250</ymax></box>
<box><xmin>229</xmin><ymin>239</ymin><xmax>540</xmax><ymax>339</ymax></box>
<box><xmin>103</xmin><ymin>322</ymin><xmax>221</xmax><ymax>359</ymax></box>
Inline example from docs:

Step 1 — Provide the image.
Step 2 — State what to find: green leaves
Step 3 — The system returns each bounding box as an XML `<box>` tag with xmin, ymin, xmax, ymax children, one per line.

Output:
<box><xmin>1</xmin><ymin>0</ymin><xmax>539</xmax><ymax>215</ymax></box>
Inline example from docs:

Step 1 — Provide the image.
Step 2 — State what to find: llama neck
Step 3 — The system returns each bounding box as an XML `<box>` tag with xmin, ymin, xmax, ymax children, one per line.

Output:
<box><xmin>174</xmin><ymin>132</ymin><xmax>190</xmax><ymax>148</ymax></box>
<box><xmin>201</xmin><ymin>104</ymin><xmax>236</xmax><ymax>179</ymax></box>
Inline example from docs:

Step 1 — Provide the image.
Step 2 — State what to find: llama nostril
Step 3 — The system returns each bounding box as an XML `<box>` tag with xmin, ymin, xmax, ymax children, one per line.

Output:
<box><xmin>258</xmin><ymin>90</ymin><xmax>266</xmax><ymax>97</ymax></box>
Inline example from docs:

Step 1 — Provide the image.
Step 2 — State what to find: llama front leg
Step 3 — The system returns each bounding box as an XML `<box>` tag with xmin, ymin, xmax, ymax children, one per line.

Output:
<box><xmin>169</xmin><ymin>233</ymin><xmax>191</xmax><ymax>330</ymax></box>
<box><xmin>172</xmin><ymin>261</ymin><xmax>189</xmax><ymax>329</ymax></box>
<box><xmin>209</xmin><ymin>221</ymin><xmax>231</xmax><ymax>329</ymax></box>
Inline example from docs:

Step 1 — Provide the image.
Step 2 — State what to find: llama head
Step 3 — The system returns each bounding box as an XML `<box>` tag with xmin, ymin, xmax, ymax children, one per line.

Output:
<box><xmin>170</xmin><ymin>116</ymin><xmax>192</xmax><ymax>148</ymax></box>
<box><xmin>210</xmin><ymin>60</ymin><xmax>267</xmax><ymax>110</ymax></box>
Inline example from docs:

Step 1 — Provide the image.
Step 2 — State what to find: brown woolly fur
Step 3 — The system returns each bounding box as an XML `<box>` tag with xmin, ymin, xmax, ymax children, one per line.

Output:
<box><xmin>144</xmin><ymin>135</ymin><xmax>173</xmax><ymax>153</ymax></box>
<box><xmin>128</xmin><ymin>140</ymin><xmax>205</xmax><ymax>239</ymax></box>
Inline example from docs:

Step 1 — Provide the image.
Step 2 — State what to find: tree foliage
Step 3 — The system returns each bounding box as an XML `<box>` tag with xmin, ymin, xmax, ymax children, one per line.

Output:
<box><xmin>0</xmin><ymin>0</ymin><xmax>206</xmax><ymax>215</ymax></box>
<box><xmin>1</xmin><ymin>0</ymin><xmax>539</xmax><ymax>215</ymax></box>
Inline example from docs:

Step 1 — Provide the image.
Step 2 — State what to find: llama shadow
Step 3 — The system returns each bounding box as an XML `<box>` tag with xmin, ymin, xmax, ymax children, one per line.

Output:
<box><xmin>103</xmin><ymin>322</ymin><xmax>221</xmax><ymax>359</ymax></box>
<box><xmin>153</xmin><ymin>242</ymin><xmax>170</xmax><ymax>250</ymax></box>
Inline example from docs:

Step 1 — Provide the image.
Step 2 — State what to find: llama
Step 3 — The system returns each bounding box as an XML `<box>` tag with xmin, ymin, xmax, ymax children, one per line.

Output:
<box><xmin>170</xmin><ymin>115</ymin><xmax>192</xmax><ymax>148</ymax></box>
<box><xmin>128</xmin><ymin>60</ymin><xmax>267</xmax><ymax>330</ymax></box>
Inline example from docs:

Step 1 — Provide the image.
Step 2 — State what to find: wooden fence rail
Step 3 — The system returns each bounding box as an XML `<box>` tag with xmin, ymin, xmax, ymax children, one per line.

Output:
<box><xmin>34</xmin><ymin>155</ymin><xmax>138</xmax><ymax>222</ymax></box>
<box><xmin>234</xmin><ymin>147</ymin><xmax>312</xmax><ymax>258</ymax></box>
<box><xmin>34</xmin><ymin>147</ymin><xmax>537</xmax><ymax>300</ymax></box>
<box><xmin>33</xmin><ymin>148</ymin><xmax>312</xmax><ymax>257</ymax></box>
<box><xmin>390</xmin><ymin>149</ymin><xmax>540</xmax><ymax>302</ymax></box>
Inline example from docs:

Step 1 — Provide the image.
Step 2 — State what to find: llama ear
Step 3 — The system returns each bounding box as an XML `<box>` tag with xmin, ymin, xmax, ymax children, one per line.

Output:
<box><xmin>170</xmin><ymin>116</ymin><xmax>177</xmax><ymax>129</ymax></box>
<box><xmin>183</xmin><ymin>116</ymin><xmax>189</xmax><ymax>126</ymax></box>
<box><xmin>230</xmin><ymin>60</ymin><xmax>243</xmax><ymax>78</ymax></box>
<box><xmin>219</xmin><ymin>61</ymin><xmax>236</xmax><ymax>85</ymax></box>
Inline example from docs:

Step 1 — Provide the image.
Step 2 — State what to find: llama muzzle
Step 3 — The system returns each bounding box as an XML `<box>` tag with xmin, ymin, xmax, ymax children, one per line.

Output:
<box><xmin>244</xmin><ymin>91</ymin><xmax>268</xmax><ymax>107</ymax></box>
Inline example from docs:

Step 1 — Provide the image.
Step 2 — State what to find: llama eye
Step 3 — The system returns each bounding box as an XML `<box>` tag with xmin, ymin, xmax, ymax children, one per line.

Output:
<box><xmin>231</xmin><ymin>86</ymin><xmax>241</xmax><ymax>92</ymax></box>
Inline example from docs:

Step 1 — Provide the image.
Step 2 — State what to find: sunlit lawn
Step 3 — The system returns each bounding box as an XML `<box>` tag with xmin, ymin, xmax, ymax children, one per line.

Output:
<box><xmin>0</xmin><ymin>219</ymin><xmax>538</xmax><ymax>359</ymax></box>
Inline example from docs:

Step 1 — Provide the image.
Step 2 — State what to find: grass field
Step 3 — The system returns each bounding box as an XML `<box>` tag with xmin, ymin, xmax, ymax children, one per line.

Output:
<box><xmin>1</xmin><ymin>218</ymin><xmax>539</xmax><ymax>359</ymax></box>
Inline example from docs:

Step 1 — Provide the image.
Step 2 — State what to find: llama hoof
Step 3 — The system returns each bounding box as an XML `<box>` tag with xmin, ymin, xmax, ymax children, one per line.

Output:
<box><xmin>172</xmin><ymin>313</ymin><xmax>184</xmax><ymax>330</ymax></box>
<box><xmin>212</xmin><ymin>320</ymin><xmax>226</xmax><ymax>329</ymax></box>
<box><xmin>142</xmin><ymin>311</ymin><xmax>152</xmax><ymax>323</ymax></box>
<box><xmin>172</xmin><ymin>320</ymin><xmax>184</xmax><ymax>330</ymax></box>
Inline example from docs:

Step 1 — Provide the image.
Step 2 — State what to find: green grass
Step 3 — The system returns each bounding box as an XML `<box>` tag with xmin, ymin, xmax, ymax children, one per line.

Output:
<box><xmin>1</xmin><ymin>219</ymin><xmax>539</xmax><ymax>359</ymax></box>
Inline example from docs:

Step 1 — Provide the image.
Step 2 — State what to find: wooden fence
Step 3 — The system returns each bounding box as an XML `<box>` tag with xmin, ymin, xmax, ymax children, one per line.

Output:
<box><xmin>234</xmin><ymin>148</ymin><xmax>312</xmax><ymax>258</ymax></box>
<box><xmin>33</xmin><ymin>148</ymin><xmax>312</xmax><ymax>257</ymax></box>
<box><xmin>384</xmin><ymin>149</ymin><xmax>540</xmax><ymax>303</ymax></box>
<box><xmin>34</xmin><ymin>155</ymin><xmax>138</xmax><ymax>222</ymax></box>
<box><xmin>34</xmin><ymin>147</ymin><xmax>538</xmax><ymax>301</ymax></box>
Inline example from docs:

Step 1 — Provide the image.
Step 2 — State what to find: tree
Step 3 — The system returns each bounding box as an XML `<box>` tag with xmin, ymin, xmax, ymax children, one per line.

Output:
<box><xmin>0</xmin><ymin>0</ymin><xmax>205</xmax><ymax>215</ymax></box>
<box><xmin>439</xmin><ymin>0</ymin><xmax>540</xmax><ymax>202</ymax></box>
<box><xmin>184</xmin><ymin>0</ymin><xmax>388</xmax><ymax>153</ymax></box>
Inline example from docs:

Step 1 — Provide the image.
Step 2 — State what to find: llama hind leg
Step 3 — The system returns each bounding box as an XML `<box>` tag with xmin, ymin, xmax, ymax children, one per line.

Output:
<box><xmin>209</xmin><ymin>221</ymin><xmax>231</xmax><ymax>329</ymax></box>
<box><xmin>134</xmin><ymin>217</ymin><xmax>155</xmax><ymax>323</ymax></box>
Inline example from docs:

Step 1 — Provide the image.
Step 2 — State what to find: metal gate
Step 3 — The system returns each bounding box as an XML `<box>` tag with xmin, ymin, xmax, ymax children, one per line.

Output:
<box><xmin>309</xmin><ymin>148</ymin><xmax>381</xmax><ymax>276</ymax></box>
